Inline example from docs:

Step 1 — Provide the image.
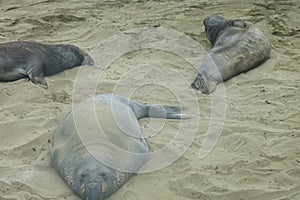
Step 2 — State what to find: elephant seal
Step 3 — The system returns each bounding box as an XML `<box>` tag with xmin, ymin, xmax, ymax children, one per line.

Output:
<box><xmin>51</xmin><ymin>94</ymin><xmax>188</xmax><ymax>200</ymax></box>
<box><xmin>0</xmin><ymin>41</ymin><xmax>94</xmax><ymax>88</ymax></box>
<box><xmin>191</xmin><ymin>15</ymin><xmax>271</xmax><ymax>93</ymax></box>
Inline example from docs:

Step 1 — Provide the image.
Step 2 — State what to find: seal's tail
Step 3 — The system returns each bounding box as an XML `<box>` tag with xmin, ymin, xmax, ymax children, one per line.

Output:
<box><xmin>145</xmin><ymin>105</ymin><xmax>190</xmax><ymax>119</ymax></box>
<box><xmin>103</xmin><ymin>94</ymin><xmax>191</xmax><ymax>120</ymax></box>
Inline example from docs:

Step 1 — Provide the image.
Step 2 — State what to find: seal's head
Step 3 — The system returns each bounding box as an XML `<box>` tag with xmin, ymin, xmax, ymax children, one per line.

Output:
<box><xmin>56</xmin><ymin>44</ymin><xmax>95</xmax><ymax>67</ymax></box>
<box><xmin>203</xmin><ymin>15</ymin><xmax>247</xmax><ymax>46</ymax></box>
<box><xmin>203</xmin><ymin>15</ymin><xmax>227</xmax><ymax>46</ymax></box>
<box><xmin>76</xmin><ymin>161</ymin><xmax>114</xmax><ymax>200</ymax></box>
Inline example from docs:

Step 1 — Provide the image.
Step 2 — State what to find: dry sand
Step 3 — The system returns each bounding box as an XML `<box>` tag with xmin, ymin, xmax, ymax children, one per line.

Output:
<box><xmin>0</xmin><ymin>0</ymin><xmax>299</xmax><ymax>199</ymax></box>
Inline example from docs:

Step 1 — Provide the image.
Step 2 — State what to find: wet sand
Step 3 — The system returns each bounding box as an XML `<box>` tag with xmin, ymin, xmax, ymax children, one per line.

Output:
<box><xmin>0</xmin><ymin>0</ymin><xmax>299</xmax><ymax>199</ymax></box>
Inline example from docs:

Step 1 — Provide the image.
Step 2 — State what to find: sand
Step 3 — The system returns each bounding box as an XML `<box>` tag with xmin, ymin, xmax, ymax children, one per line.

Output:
<box><xmin>0</xmin><ymin>0</ymin><xmax>299</xmax><ymax>199</ymax></box>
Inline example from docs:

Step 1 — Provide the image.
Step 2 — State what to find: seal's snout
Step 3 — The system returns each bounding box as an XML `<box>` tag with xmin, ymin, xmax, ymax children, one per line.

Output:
<box><xmin>82</xmin><ymin>180</ymin><xmax>104</xmax><ymax>200</ymax></box>
<box><xmin>87</xmin><ymin>181</ymin><xmax>101</xmax><ymax>188</ymax></box>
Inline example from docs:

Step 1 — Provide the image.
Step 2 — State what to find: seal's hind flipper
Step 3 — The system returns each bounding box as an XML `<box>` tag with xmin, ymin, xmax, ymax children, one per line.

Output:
<box><xmin>27</xmin><ymin>64</ymin><xmax>48</xmax><ymax>88</ymax></box>
<box><xmin>147</xmin><ymin>105</ymin><xmax>190</xmax><ymax>119</ymax></box>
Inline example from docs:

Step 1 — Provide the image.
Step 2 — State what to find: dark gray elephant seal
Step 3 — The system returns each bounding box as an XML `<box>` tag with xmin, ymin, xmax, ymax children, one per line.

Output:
<box><xmin>51</xmin><ymin>94</ymin><xmax>188</xmax><ymax>200</ymax></box>
<box><xmin>191</xmin><ymin>15</ymin><xmax>271</xmax><ymax>93</ymax></box>
<box><xmin>0</xmin><ymin>41</ymin><xmax>94</xmax><ymax>88</ymax></box>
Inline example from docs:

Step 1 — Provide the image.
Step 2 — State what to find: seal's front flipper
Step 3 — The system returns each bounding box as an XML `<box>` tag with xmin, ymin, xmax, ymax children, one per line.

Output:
<box><xmin>191</xmin><ymin>72</ymin><xmax>217</xmax><ymax>94</ymax></box>
<box><xmin>27</xmin><ymin>64</ymin><xmax>48</xmax><ymax>89</ymax></box>
<box><xmin>82</xmin><ymin>54</ymin><xmax>95</xmax><ymax>66</ymax></box>
<box><xmin>31</xmin><ymin>76</ymin><xmax>48</xmax><ymax>89</ymax></box>
<box><xmin>229</xmin><ymin>19</ymin><xmax>247</xmax><ymax>28</ymax></box>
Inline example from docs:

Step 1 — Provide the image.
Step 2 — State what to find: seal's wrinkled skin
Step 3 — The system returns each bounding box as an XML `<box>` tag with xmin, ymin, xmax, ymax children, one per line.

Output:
<box><xmin>191</xmin><ymin>15</ymin><xmax>271</xmax><ymax>93</ymax></box>
<box><xmin>0</xmin><ymin>41</ymin><xmax>94</xmax><ymax>88</ymax></box>
<box><xmin>51</xmin><ymin>94</ymin><xmax>188</xmax><ymax>200</ymax></box>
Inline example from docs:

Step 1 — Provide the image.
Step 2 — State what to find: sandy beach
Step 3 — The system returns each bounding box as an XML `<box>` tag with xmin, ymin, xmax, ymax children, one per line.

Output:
<box><xmin>0</xmin><ymin>0</ymin><xmax>299</xmax><ymax>199</ymax></box>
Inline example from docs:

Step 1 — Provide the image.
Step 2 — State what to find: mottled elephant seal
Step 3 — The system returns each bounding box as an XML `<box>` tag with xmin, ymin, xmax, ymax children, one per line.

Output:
<box><xmin>0</xmin><ymin>41</ymin><xmax>94</xmax><ymax>88</ymax></box>
<box><xmin>51</xmin><ymin>94</ymin><xmax>188</xmax><ymax>200</ymax></box>
<box><xmin>191</xmin><ymin>15</ymin><xmax>271</xmax><ymax>93</ymax></box>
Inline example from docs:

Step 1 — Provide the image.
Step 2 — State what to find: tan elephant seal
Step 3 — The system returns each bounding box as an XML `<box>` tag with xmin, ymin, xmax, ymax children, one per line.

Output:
<box><xmin>191</xmin><ymin>15</ymin><xmax>271</xmax><ymax>93</ymax></box>
<box><xmin>51</xmin><ymin>94</ymin><xmax>188</xmax><ymax>200</ymax></box>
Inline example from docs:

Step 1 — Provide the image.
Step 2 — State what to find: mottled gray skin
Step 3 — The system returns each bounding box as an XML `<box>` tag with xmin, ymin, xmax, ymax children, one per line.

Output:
<box><xmin>51</xmin><ymin>94</ymin><xmax>187</xmax><ymax>200</ymax></box>
<box><xmin>191</xmin><ymin>15</ymin><xmax>271</xmax><ymax>93</ymax></box>
<box><xmin>0</xmin><ymin>41</ymin><xmax>94</xmax><ymax>88</ymax></box>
